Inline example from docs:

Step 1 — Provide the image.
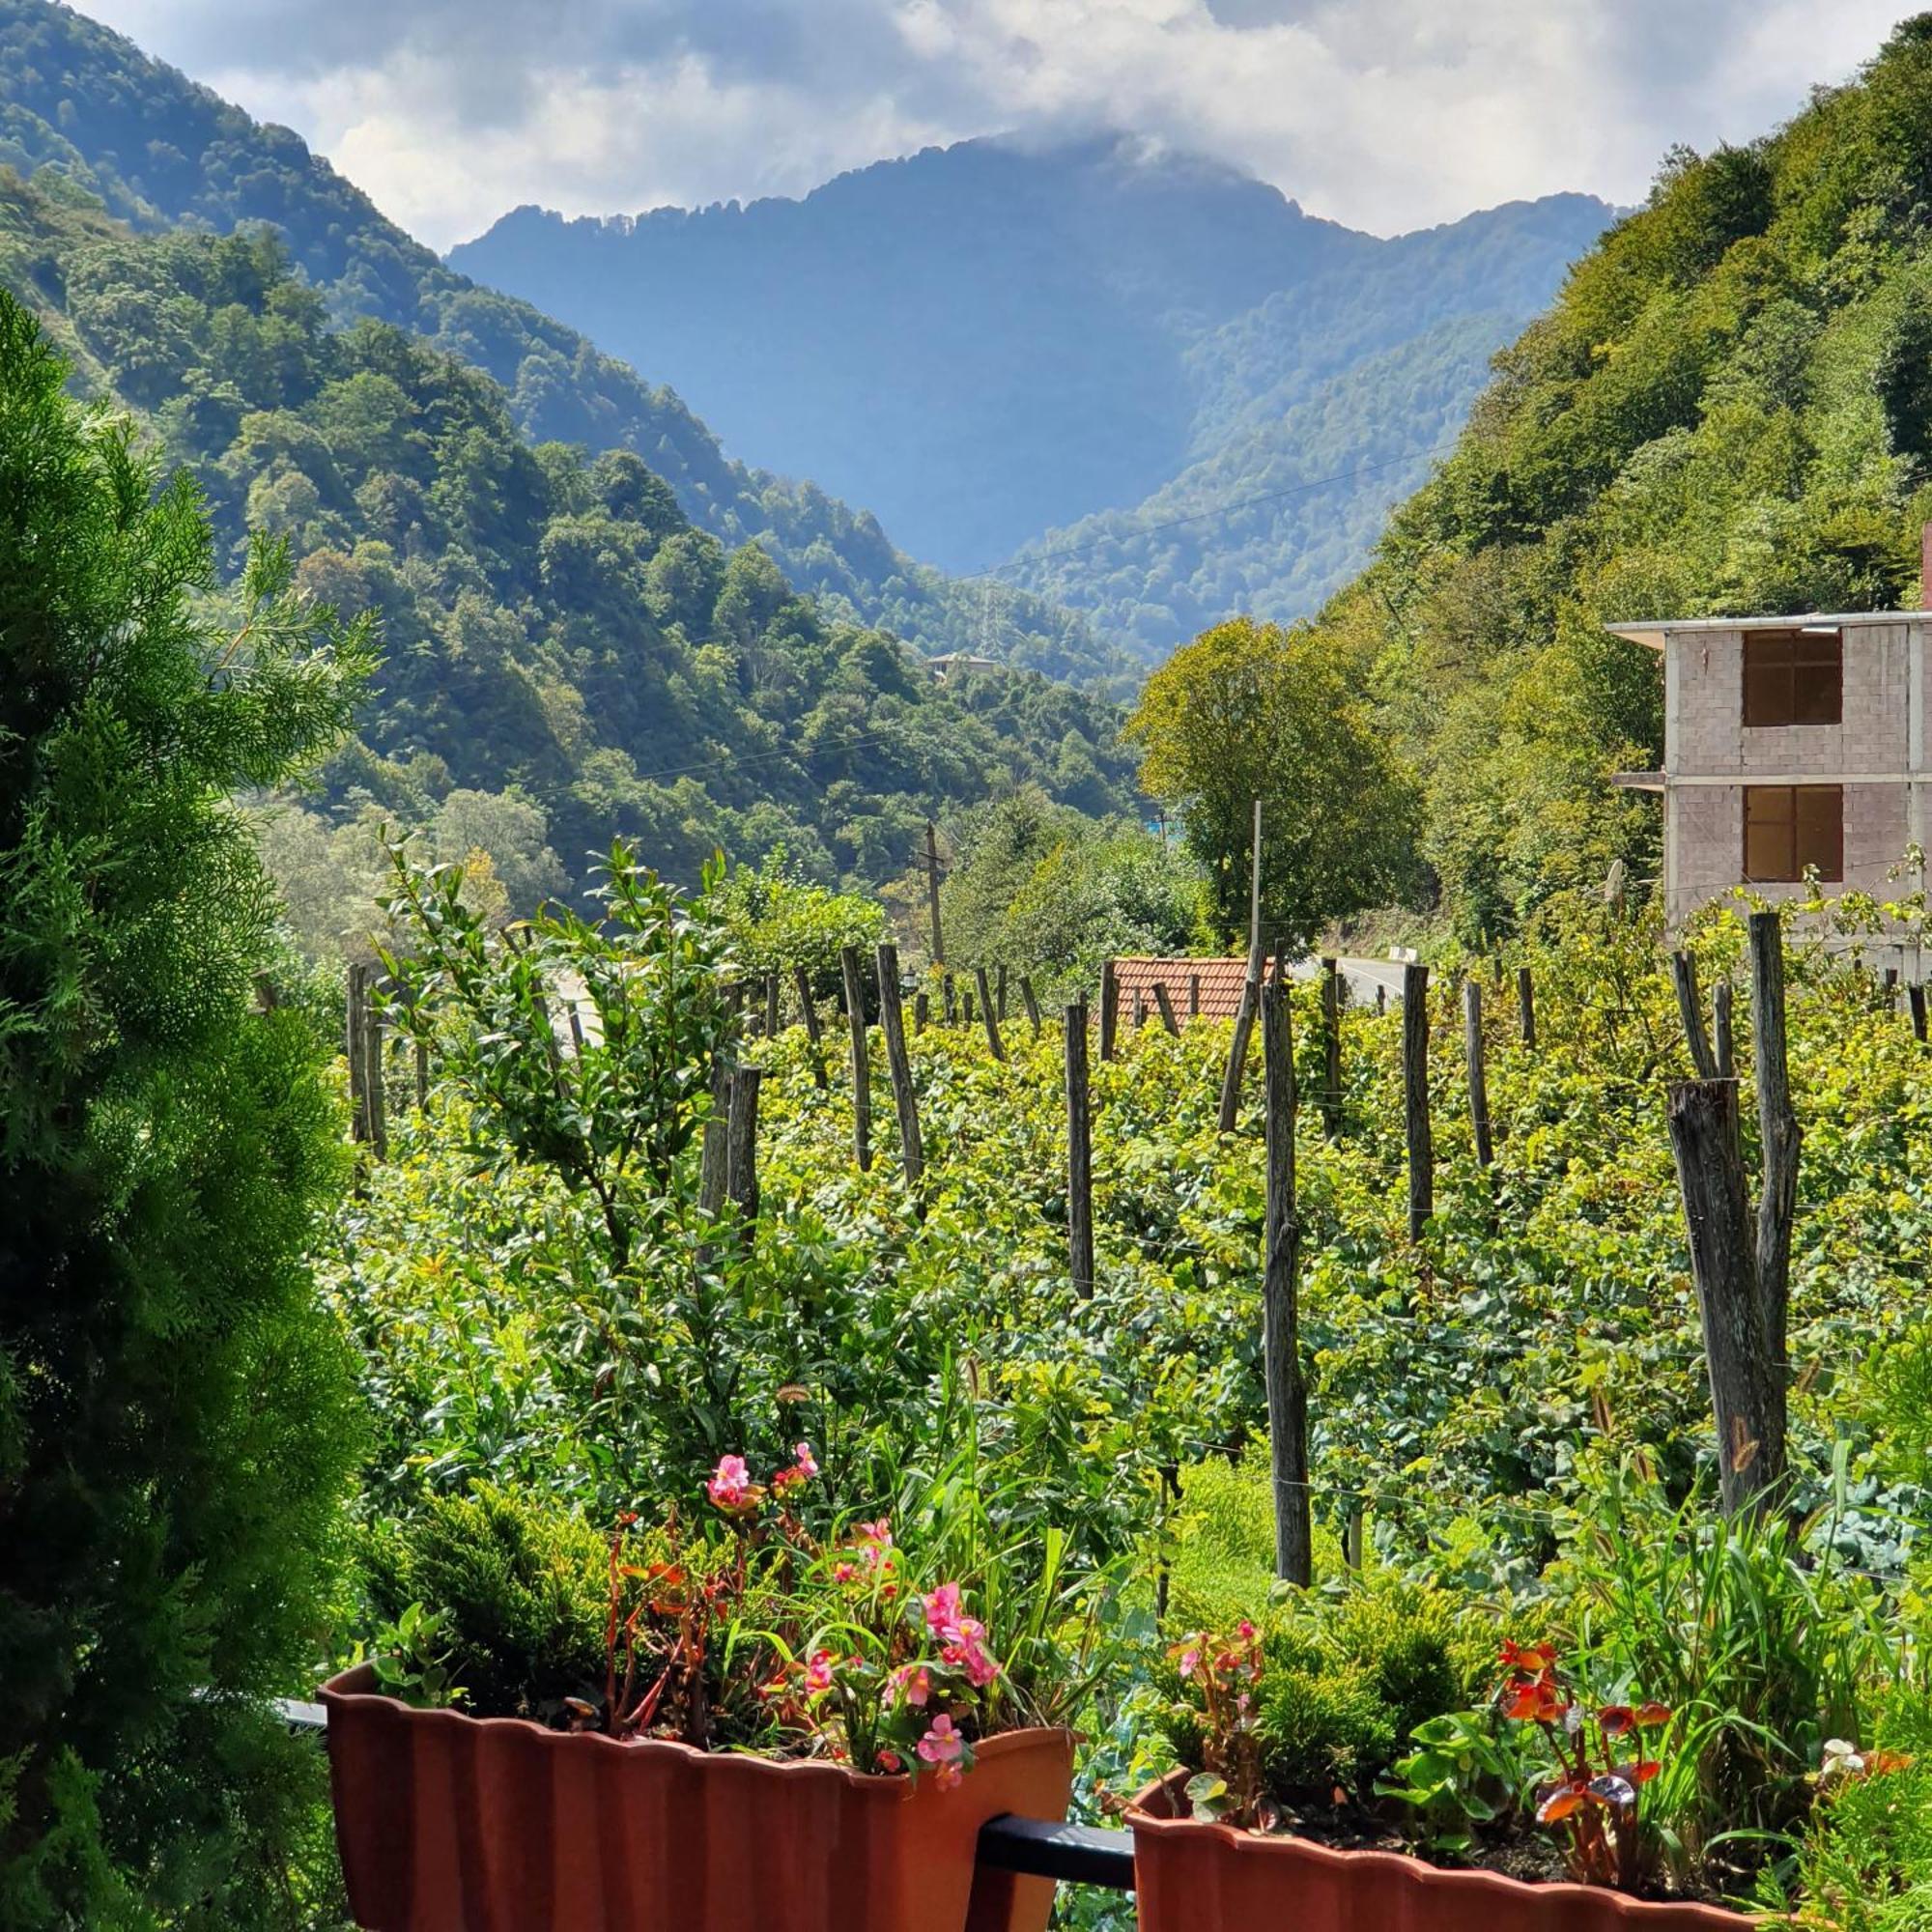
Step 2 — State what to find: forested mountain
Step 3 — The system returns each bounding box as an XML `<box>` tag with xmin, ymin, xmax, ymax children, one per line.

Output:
<box><xmin>453</xmin><ymin>145</ymin><xmax>1609</xmax><ymax>661</ymax></box>
<box><xmin>0</xmin><ymin>172</ymin><xmax>1138</xmax><ymax>928</ymax></box>
<box><xmin>1308</xmin><ymin>14</ymin><xmax>1932</xmax><ymax>943</ymax></box>
<box><xmin>0</xmin><ymin>0</ymin><xmax>1116</xmax><ymax>685</ymax></box>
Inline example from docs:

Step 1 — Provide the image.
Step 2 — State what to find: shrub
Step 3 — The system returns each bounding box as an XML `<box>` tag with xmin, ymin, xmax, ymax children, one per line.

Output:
<box><xmin>0</xmin><ymin>293</ymin><xmax>372</xmax><ymax>1925</ymax></box>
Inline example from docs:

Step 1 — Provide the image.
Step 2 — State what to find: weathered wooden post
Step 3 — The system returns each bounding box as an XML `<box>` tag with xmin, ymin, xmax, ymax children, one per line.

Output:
<box><xmin>1019</xmin><ymin>976</ymin><xmax>1041</xmax><ymax>1038</ymax></box>
<box><xmin>1099</xmin><ymin>959</ymin><xmax>1119</xmax><ymax>1062</ymax></box>
<box><xmin>1065</xmin><ymin>997</ymin><xmax>1094</xmax><ymax>1298</ymax></box>
<box><xmin>1189</xmin><ymin>973</ymin><xmax>1202</xmax><ymax>1019</ymax></box>
<box><xmin>363</xmin><ymin>981</ymin><xmax>387</xmax><ymax>1160</ymax></box>
<box><xmin>875</xmin><ymin>943</ymin><xmax>923</xmax><ymax>1187</ymax></box>
<box><xmin>1749</xmin><ymin>910</ymin><xmax>1798</xmax><ymax>1382</ymax></box>
<box><xmin>1262</xmin><ymin>980</ymin><xmax>1312</xmax><ymax>1587</ymax></box>
<box><xmin>1463</xmin><ymin>978</ymin><xmax>1493</xmax><ymax>1169</ymax></box>
<box><xmin>963</xmin><ymin>985</ymin><xmax>976</xmax><ymax>1026</ymax></box>
<box><xmin>763</xmin><ymin>971</ymin><xmax>781</xmax><ymax>1038</ymax></box>
<box><xmin>1376</xmin><ymin>983</ymin><xmax>1387</xmax><ymax>1015</ymax></box>
<box><xmin>1912</xmin><ymin>983</ymin><xmax>1929</xmax><ymax>1044</ymax></box>
<box><xmin>1516</xmin><ymin>964</ymin><xmax>1535</xmax><ymax>1049</ymax></box>
<box><xmin>698</xmin><ymin>1052</ymin><xmax>732</xmax><ymax>1216</ymax></box>
<box><xmin>1671</xmin><ymin>950</ymin><xmax>1719</xmax><ymax>1079</ymax></box>
<box><xmin>997</xmin><ymin>963</ymin><xmax>1009</xmax><ymax>1022</ymax></box>
<box><xmin>974</xmin><ymin>965</ymin><xmax>1006</xmax><ymax>1062</ymax></box>
<box><xmin>839</xmin><ymin>946</ymin><xmax>872</xmax><ymax>1173</ymax></box>
<box><xmin>725</xmin><ymin>1064</ymin><xmax>761</xmax><ymax>1226</ymax></box>
<box><xmin>791</xmin><ymin>964</ymin><xmax>829</xmax><ymax>1089</ymax></box>
<box><xmin>345</xmin><ymin>961</ymin><xmax>368</xmax><ymax>1142</ymax></box>
<box><xmin>1133</xmin><ymin>991</ymin><xmax>1147</xmax><ymax>1031</ymax></box>
<box><xmin>1403</xmin><ymin>962</ymin><xmax>1433</xmax><ymax>1240</ymax></box>
<box><xmin>914</xmin><ymin>989</ymin><xmax>929</xmax><ymax>1035</ymax></box>
<box><xmin>943</xmin><ymin>973</ymin><xmax>956</xmax><ymax>1025</ymax></box>
<box><xmin>414</xmin><ymin>1034</ymin><xmax>430</xmax><ymax>1111</ymax></box>
<box><xmin>1218</xmin><ymin>800</ymin><xmax>1266</xmax><ymax>1132</ymax></box>
<box><xmin>1321</xmin><ymin>957</ymin><xmax>1343</xmax><ymax>1140</ymax></box>
<box><xmin>1151</xmin><ymin>982</ymin><xmax>1180</xmax><ymax>1036</ymax></box>
<box><xmin>1713</xmin><ymin>978</ymin><xmax>1735</xmax><ymax>1080</ymax></box>
<box><xmin>1667</xmin><ymin>1077</ymin><xmax>1786</xmax><ymax>1518</ymax></box>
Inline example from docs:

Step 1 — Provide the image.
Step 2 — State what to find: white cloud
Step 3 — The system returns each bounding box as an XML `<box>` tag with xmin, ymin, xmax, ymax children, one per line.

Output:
<box><xmin>80</xmin><ymin>0</ymin><xmax>1922</xmax><ymax>247</ymax></box>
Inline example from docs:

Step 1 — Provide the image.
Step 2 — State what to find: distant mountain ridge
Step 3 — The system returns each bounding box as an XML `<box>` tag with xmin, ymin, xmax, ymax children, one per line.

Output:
<box><xmin>0</xmin><ymin>0</ymin><xmax>1115</xmax><ymax>684</ymax></box>
<box><xmin>452</xmin><ymin>144</ymin><xmax>1612</xmax><ymax>654</ymax></box>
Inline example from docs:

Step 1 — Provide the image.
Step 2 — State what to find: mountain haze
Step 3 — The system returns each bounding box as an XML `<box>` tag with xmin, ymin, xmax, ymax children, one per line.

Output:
<box><xmin>453</xmin><ymin>143</ymin><xmax>1611</xmax><ymax>656</ymax></box>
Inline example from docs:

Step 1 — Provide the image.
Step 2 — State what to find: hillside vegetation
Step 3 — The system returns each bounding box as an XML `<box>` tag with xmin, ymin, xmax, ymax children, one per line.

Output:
<box><xmin>0</xmin><ymin>179</ymin><xmax>1137</xmax><ymax>923</ymax></box>
<box><xmin>0</xmin><ymin>0</ymin><xmax>1115</xmax><ymax>684</ymax></box>
<box><xmin>1317</xmin><ymin>16</ymin><xmax>1932</xmax><ymax>943</ymax></box>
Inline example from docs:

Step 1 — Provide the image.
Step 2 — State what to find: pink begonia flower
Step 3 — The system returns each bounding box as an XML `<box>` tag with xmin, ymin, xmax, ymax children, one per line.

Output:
<box><xmin>793</xmin><ymin>1441</ymin><xmax>820</xmax><ymax>1479</ymax></box>
<box><xmin>1178</xmin><ymin>1646</ymin><xmax>1202</xmax><ymax>1680</ymax></box>
<box><xmin>924</xmin><ymin>1582</ymin><xmax>965</xmax><ymax>1636</ymax></box>
<box><xmin>876</xmin><ymin>1748</ymin><xmax>903</xmax><ymax>1774</ymax></box>
<box><xmin>834</xmin><ymin>1561</ymin><xmax>858</xmax><ymax>1584</ymax></box>
<box><xmin>941</xmin><ymin>1615</ymin><xmax>1001</xmax><ymax>1688</ymax></box>
<box><xmin>1237</xmin><ymin>1620</ymin><xmax>1257</xmax><ymax>1642</ymax></box>
<box><xmin>707</xmin><ymin>1454</ymin><xmax>753</xmax><ymax>1512</ymax></box>
<box><xmin>804</xmin><ymin>1649</ymin><xmax>836</xmax><ymax>1694</ymax></box>
<box><xmin>886</xmin><ymin>1663</ymin><xmax>932</xmax><ymax>1709</ymax></box>
<box><xmin>771</xmin><ymin>1463</ymin><xmax>805</xmax><ymax>1495</ymax></box>
<box><xmin>917</xmin><ymin>1714</ymin><xmax>966</xmax><ymax>1790</ymax></box>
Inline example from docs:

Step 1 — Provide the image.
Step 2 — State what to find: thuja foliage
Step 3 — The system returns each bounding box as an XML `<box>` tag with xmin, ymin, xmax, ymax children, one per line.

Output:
<box><xmin>0</xmin><ymin>292</ymin><xmax>371</xmax><ymax>1927</ymax></box>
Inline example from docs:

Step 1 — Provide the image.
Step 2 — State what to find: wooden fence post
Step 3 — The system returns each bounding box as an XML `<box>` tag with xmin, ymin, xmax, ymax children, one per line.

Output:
<box><xmin>1321</xmin><ymin>958</ymin><xmax>1343</xmax><ymax>1140</ymax></box>
<box><xmin>1912</xmin><ymin>983</ymin><xmax>1928</xmax><ymax>1043</ymax></box>
<box><xmin>1463</xmin><ymin>978</ymin><xmax>1493</xmax><ymax>1169</ymax></box>
<box><xmin>1667</xmin><ymin>1077</ymin><xmax>1786</xmax><ymax>1518</ymax></box>
<box><xmin>791</xmin><ymin>964</ymin><xmax>828</xmax><ymax>1090</ymax></box>
<box><xmin>1748</xmin><ymin>910</ymin><xmax>1798</xmax><ymax>1381</ymax></box>
<box><xmin>875</xmin><ymin>943</ymin><xmax>923</xmax><ymax>1187</ymax></box>
<box><xmin>763</xmin><ymin>972</ymin><xmax>781</xmax><ymax>1039</ymax></box>
<box><xmin>1671</xmin><ymin>950</ymin><xmax>1719</xmax><ymax>1079</ymax></box>
<box><xmin>363</xmin><ymin>982</ymin><xmax>387</xmax><ymax>1161</ymax></box>
<box><xmin>839</xmin><ymin>946</ymin><xmax>872</xmax><ymax>1173</ymax></box>
<box><xmin>1189</xmin><ymin>973</ymin><xmax>1202</xmax><ymax>1019</ymax></box>
<box><xmin>1713</xmin><ymin>979</ymin><xmax>1735</xmax><ymax>1080</ymax></box>
<box><xmin>914</xmin><ymin>989</ymin><xmax>928</xmax><ymax>1035</ymax></box>
<box><xmin>1133</xmin><ymin>991</ymin><xmax>1146</xmax><ymax>1031</ymax></box>
<box><xmin>414</xmin><ymin>1034</ymin><xmax>430</xmax><ymax>1111</ymax></box>
<box><xmin>1218</xmin><ymin>799</ymin><xmax>1265</xmax><ymax>1132</ymax></box>
<box><xmin>1151</xmin><ymin>982</ymin><xmax>1180</xmax><ymax>1036</ymax></box>
<box><xmin>1019</xmin><ymin>977</ymin><xmax>1041</xmax><ymax>1038</ymax></box>
<box><xmin>1516</xmin><ymin>964</ymin><xmax>1535</xmax><ymax>1049</ymax></box>
<box><xmin>1099</xmin><ymin>960</ymin><xmax>1119</xmax><ymax>1062</ymax></box>
<box><xmin>1065</xmin><ymin>997</ymin><xmax>1094</xmax><ymax>1298</ymax></box>
<box><xmin>1261</xmin><ymin>980</ymin><xmax>1312</xmax><ymax>1587</ymax></box>
<box><xmin>974</xmin><ymin>965</ymin><xmax>1007</xmax><ymax>1062</ymax></box>
<box><xmin>1403</xmin><ymin>962</ymin><xmax>1433</xmax><ymax>1240</ymax></box>
<box><xmin>943</xmin><ymin>973</ymin><xmax>956</xmax><ymax>1026</ymax></box>
<box><xmin>346</xmin><ymin>962</ymin><xmax>368</xmax><ymax>1143</ymax></box>
<box><xmin>725</xmin><ymin>1064</ymin><xmax>761</xmax><ymax>1226</ymax></box>
<box><xmin>698</xmin><ymin>1052</ymin><xmax>732</xmax><ymax>1216</ymax></box>
<box><xmin>963</xmin><ymin>986</ymin><xmax>976</xmax><ymax>1025</ymax></box>
<box><xmin>997</xmin><ymin>963</ymin><xmax>1009</xmax><ymax>1022</ymax></box>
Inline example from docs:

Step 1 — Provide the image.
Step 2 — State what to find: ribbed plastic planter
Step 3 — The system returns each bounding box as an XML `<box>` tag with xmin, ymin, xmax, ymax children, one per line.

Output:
<box><xmin>322</xmin><ymin>1663</ymin><xmax>1072</xmax><ymax>1932</ymax></box>
<box><xmin>1128</xmin><ymin>1771</ymin><xmax>1755</xmax><ymax>1932</ymax></box>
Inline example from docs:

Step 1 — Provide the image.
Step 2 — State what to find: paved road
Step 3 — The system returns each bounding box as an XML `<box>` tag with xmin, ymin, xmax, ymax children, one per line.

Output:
<box><xmin>1289</xmin><ymin>953</ymin><xmax>1412</xmax><ymax>1008</ymax></box>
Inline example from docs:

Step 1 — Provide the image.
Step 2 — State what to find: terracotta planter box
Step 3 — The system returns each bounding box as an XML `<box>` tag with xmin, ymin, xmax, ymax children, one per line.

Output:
<box><xmin>321</xmin><ymin>1663</ymin><xmax>1071</xmax><ymax>1932</ymax></box>
<box><xmin>1128</xmin><ymin>1771</ymin><xmax>1754</xmax><ymax>1932</ymax></box>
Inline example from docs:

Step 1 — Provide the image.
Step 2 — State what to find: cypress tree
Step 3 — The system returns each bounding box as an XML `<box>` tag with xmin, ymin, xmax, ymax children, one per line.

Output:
<box><xmin>0</xmin><ymin>292</ymin><xmax>373</xmax><ymax>1924</ymax></box>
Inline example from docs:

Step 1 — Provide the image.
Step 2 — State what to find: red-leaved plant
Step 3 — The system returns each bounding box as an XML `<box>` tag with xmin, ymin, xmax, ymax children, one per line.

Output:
<box><xmin>585</xmin><ymin>1444</ymin><xmax>1012</xmax><ymax>1790</ymax></box>
<box><xmin>1498</xmin><ymin>1640</ymin><xmax>1672</xmax><ymax>1889</ymax></box>
<box><xmin>1166</xmin><ymin>1623</ymin><xmax>1270</xmax><ymax>1828</ymax></box>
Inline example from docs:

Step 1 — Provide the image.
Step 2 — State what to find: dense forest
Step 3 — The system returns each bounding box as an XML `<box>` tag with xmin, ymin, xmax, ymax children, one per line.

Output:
<box><xmin>0</xmin><ymin>173</ymin><xmax>1139</xmax><ymax>937</ymax></box>
<box><xmin>1301</xmin><ymin>15</ymin><xmax>1932</xmax><ymax>945</ymax></box>
<box><xmin>456</xmin><ymin>140</ymin><xmax>1608</xmax><ymax>658</ymax></box>
<box><xmin>0</xmin><ymin>0</ymin><xmax>1120</xmax><ymax>686</ymax></box>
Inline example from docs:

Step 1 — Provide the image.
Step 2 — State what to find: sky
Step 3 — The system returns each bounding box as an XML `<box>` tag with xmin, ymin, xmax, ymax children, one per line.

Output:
<box><xmin>83</xmin><ymin>0</ymin><xmax>1922</xmax><ymax>251</ymax></box>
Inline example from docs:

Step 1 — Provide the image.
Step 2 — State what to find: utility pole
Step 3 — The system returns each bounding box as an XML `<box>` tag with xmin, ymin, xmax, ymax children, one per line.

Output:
<box><xmin>923</xmin><ymin>821</ymin><xmax>945</xmax><ymax>967</ymax></box>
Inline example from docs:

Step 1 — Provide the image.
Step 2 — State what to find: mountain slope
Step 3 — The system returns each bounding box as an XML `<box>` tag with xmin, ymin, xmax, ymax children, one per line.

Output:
<box><xmin>1009</xmin><ymin>195</ymin><xmax>1614</xmax><ymax>657</ymax></box>
<box><xmin>0</xmin><ymin>170</ymin><xmax>1138</xmax><ymax>919</ymax></box>
<box><xmin>0</xmin><ymin>0</ymin><xmax>1117</xmax><ymax>685</ymax></box>
<box><xmin>453</xmin><ymin>137</ymin><xmax>1376</xmax><ymax>573</ymax></box>
<box><xmin>451</xmin><ymin>142</ymin><xmax>1607</xmax><ymax>651</ymax></box>
<box><xmin>1307</xmin><ymin>14</ymin><xmax>1932</xmax><ymax>943</ymax></box>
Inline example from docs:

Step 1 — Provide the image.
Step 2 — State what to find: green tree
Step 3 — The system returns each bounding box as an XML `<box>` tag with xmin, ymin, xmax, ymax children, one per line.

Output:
<box><xmin>1126</xmin><ymin>616</ymin><xmax>1420</xmax><ymax>948</ymax></box>
<box><xmin>0</xmin><ymin>295</ymin><xmax>372</xmax><ymax>1927</ymax></box>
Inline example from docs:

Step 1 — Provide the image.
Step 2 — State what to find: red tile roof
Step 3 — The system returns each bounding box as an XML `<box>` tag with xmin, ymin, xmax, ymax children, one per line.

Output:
<box><xmin>1109</xmin><ymin>956</ymin><xmax>1250</xmax><ymax>1027</ymax></box>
